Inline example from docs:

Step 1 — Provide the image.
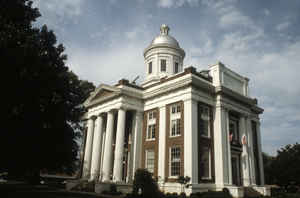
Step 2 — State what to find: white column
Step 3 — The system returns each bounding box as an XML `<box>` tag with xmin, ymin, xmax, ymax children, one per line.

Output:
<box><xmin>90</xmin><ymin>115</ymin><xmax>104</xmax><ymax>181</ymax></box>
<box><xmin>113</xmin><ymin>108</ymin><xmax>126</xmax><ymax>182</ymax></box>
<box><xmin>102</xmin><ymin>111</ymin><xmax>115</xmax><ymax>181</ymax></box>
<box><xmin>240</xmin><ymin>116</ymin><xmax>250</xmax><ymax>186</ymax></box>
<box><xmin>131</xmin><ymin>111</ymin><xmax>143</xmax><ymax>180</ymax></box>
<box><xmin>214</xmin><ymin>105</ymin><xmax>229</xmax><ymax>186</ymax></box>
<box><xmin>184</xmin><ymin>99</ymin><xmax>198</xmax><ymax>183</ymax></box>
<box><xmin>246</xmin><ymin>117</ymin><xmax>256</xmax><ymax>185</ymax></box>
<box><xmin>99</xmin><ymin>130</ymin><xmax>106</xmax><ymax>181</ymax></box>
<box><xmin>158</xmin><ymin>106</ymin><xmax>166</xmax><ymax>182</ymax></box>
<box><xmin>82</xmin><ymin>117</ymin><xmax>95</xmax><ymax>179</ymax></box>
<box><xmin>256</xmin><ymin>121</ymin><xmax>265</xmax><ymax>185</ymax></box>
<box><xmin>226</xmin><ymin>109</ymin><xmax>232</xmax><ymax>185</ymax></box>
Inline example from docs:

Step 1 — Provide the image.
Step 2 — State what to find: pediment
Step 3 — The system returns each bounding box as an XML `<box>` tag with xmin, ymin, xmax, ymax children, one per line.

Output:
<box><xmin>91</xmin><ymin>89</ymin><xmax>114</xmax><ymax>101</ymax></box>
<box><xmin>84</xmin><ymin>84</ymin><xmax>120</xmax><ymax>107</ymax></box>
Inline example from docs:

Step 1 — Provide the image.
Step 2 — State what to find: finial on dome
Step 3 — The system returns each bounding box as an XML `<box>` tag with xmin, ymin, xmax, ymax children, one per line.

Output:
<box><xmin>160</xmin><ymin>24</ymin><xmax>169</xmax><ymax>35</ymax></box>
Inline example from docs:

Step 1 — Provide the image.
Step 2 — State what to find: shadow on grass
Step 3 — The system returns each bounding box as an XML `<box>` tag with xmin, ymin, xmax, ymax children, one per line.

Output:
<box><xmin>0</xmin><ymin>183</ymin><xmax>107</xmax><ymax>198</ymax></box>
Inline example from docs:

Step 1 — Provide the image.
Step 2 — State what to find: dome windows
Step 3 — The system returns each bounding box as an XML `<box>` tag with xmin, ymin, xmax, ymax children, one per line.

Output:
<box><xmin>148</xmin><ymin>62</ymin><xmax>152</xmax><ymax>74</ymax></box>
<box><xmin>174</xmin><ymin>62</ymin><xmax>179</xmax><ymax>74</ymax></box>
<box><xmin>161</xmin><ymin>59</ymin><xmax>166</xmax><ymax>72</ymax></box>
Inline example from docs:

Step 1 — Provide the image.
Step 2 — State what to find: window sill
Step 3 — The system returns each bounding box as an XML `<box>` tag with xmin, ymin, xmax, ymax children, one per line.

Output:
<box><xmin>201</xmin><ymin>177</ymin><xmax>212</xmax><ymax>180</ymax></box>
<box><xmin>146</xmin><ymin>139</ymin><xmax>155</xmax><ymax>142</ymax></box>
<box><xmin>200</xmin><ymin>135</ymin><xmax>210</xmax><ymax>139</ymax></box>
<box><xmin>168</xmin><ymin>176</ymin><xmax>179</xmax><ymax>179</ymax></box>
<box><xmin>169</xmin><ymin>135</ymin><xmax>181</xmax><ymax>138</ymax></box>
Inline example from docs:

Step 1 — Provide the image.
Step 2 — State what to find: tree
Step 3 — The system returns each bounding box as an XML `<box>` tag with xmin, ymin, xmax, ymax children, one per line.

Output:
<box><xmin>0</xmin><ymin>0</ymin><xmax>95</xmax><ymax>180</ymax></box>
<box><xmin>262</xmin><ymin>152</ymin><xmax>276</xmax><ymax>185</ymax></box>
<box><xmin>271</xmin><ymin>143</ymin><xmax>300</xmax><ymax>190</ymax></box>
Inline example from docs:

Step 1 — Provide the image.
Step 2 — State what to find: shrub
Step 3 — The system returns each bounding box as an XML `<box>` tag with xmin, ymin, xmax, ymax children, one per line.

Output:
<box><xmin>132</xmin><ymin>169</ymin><xmax>160</xmax><ymax>198</ymax></box>
<box><xmin>109</xmin><ymin>183</ymin><xmax>117</xmax><ymax>193</ymax></box>
<box><xmin>180</xmin><ymin>192</ymin><xmax>187</xmax><ymax>198</ymax></box>
<box><xmin>189</xmin><ymin>192</ymin><xmax>199</xmax><ymax>198</ymax></box>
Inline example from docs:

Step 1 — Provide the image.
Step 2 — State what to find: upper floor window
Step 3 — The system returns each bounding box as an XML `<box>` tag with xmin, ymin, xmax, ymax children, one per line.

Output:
<box><xmin>170</xmin><ymin>146</ymin><xmax>181</xmax><ymax>176</ymax></box>
<box><xmin>147</xmin><ymin>110</ymin><xmax>156</xmax><ymax>140</ymax></box>
<box><xmin>229</xmin><ymin>116</ymin><xmax>239</xmax><ymax>142</ymax></box>
<box><xmin>170</xmin><ymin>103</ymin><xmax>181</xmax><ymax>137</ymax></box>
<box><xmin>161</xmin><ymin>59</ymin><xmax>166</xmax><ymax>72</ymax></box>
<box><xmin>147</xmin><ymin>124</ymin><xmax>156</xmax><ymax>140</ymax></box>
<box><xmin>148</xmin><ymin>62</ymin><xmax>152</xmax><ymax>74</ymax></box>
<box><xmin>171</xmin><ymin>119</ymin><xmax>181</xmax><ymax>136</ymax></box>
<box><xmin>199</xmin><ymin>105</ymin><xmax>210</xmax><ymax>137</ymax></box>
<box><xmin>171</xmin><ymin>104</ymin><xmax>181</xmax><ymax>114</ymax></box>
<box><xmin>174</xmin><ymin>62</ymin><xmax>179</xmax><ymax>74</ymax></box>
<box><xmin>148</xmin><ymin>111</ymin><xmax>156</xmax><ymax>120</ymax></box>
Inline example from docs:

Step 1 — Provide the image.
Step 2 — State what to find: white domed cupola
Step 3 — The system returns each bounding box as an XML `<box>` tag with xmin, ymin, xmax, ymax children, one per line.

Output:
<box><xmin>143</xmin><ymin>24</ymin><xmax>185</xmax><ymax>85</ymax></box>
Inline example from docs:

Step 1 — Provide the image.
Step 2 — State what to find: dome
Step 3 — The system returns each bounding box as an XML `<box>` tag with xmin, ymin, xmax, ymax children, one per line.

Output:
<box><xmin>150</xmin><ymin>24</ymin><xmax>180</xmax><ymax>48</ymax></box>
<box><xmin>144</xmin><ymin>24</ymin><xmax>185</xmax><ymax>58</ymax></box>
<box><xmin>151</xmin><ymin>35</ymin><xmax>180</xmax><ymax>47</ymax></box>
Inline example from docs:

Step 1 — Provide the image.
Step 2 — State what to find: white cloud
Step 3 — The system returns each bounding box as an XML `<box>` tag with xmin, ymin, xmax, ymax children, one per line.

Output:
<box><xmin>35</xmin><ymin>0</ymin><xmax>83</xmax><ymax>18</ymax></box>
<box><xmin>66</xmin><ymin>44</ymin><xmax>146</xmax><ymax>86</ymax></box>
<box><xmin>33</xmin><ymin>0</ymin><xmax>84</xmax><ymax>30</ymax></box>
<box><xmin>276</xmin><ymin>21</ymin><xmax>291</xmax><ymax>31</ymax></box>
<box><xmin>219</xmin><ymin>10</ymin><xmax>253</xmax><ymax>28</ymax></box>
<box><xmin>263</xmin><ymin>8</ymin><xmax>270</xmax><ymax>16</ymax></box>
<box><xmin>157</xmin><ymin>0</ymin><xmax>199</xmax><ymax>8</ymax></box>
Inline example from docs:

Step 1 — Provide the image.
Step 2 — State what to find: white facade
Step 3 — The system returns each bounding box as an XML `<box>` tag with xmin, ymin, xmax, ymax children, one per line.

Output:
<box><xmin>81</xmin><ymin>25</ymin><xmax>269</xmax><ymax>198</ymax></box>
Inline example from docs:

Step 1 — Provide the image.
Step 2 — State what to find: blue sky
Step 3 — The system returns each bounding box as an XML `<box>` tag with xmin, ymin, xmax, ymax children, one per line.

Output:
<box><xmin>33</xmin><ymin>0</ymin><xmax>300</xmax><ymax>156</ymax></box>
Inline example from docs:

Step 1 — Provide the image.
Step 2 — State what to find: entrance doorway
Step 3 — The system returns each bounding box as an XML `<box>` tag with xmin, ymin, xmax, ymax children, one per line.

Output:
<box><xmin>231</xmin><ymin>154</ymin><xmax>242</xmax><ymax>186</ymax></box>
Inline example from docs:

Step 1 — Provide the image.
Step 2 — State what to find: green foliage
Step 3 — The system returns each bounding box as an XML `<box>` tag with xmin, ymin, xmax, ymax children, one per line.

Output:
<box><xmin>0</xmin><ymin>0</ymin><xmax>95</xmax><ymax>177</ymax></box>
<box><xmin>263</xmin><ymin>143</ymin><xmax>300</xmax><ymax>190</ymax></box>
<box><xmin>132</xmin><ymin>169</ymin><xmax>161</xmax><ymax>198</ymax></box>
<box><xmin>263</xmin><ymin>152</ymin><xmax>276</xmax><ymax>185</ymax></box>
<box><xmin>177</xmin><ymin>176</ymin><xmax>191</xmax><ymax>193</ymax></box>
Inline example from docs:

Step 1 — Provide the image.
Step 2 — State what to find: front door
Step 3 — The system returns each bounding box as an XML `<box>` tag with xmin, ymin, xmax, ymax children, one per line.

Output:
<box><xmin>231</xmin><ymin>154</ymin><xmax>242</xmax><ymax>186</ymax></box>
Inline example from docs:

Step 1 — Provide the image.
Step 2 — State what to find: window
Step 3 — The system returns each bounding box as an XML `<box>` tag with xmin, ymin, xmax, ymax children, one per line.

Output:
<box><xmin>170</xmin><ymin>104</ymin><xmax>181</xmax><ymax>137</ymax></box>
<box><xmin>147</xmin><ymin>111</ymin><xmax>156</xmax><ymax>140</ymax></box>
<box><xmin>171</xmin><ymin>104</ymin><xmax>181</xmax><ymax>114</ymax></box>
<box><xmin>199</xmin><ymin>105</ymin><xmax>210</xmax><ymax>137</ymax></box>
<box><xmin>200</xmin><ymin>147</ymin><xmax>211</xmax><ymax>179</ymax></box>
<box><xmin>229</xmin><ymin>117</ymin><xmax>239</xmax><ymax>142</ymax></box>
<box><xmin>147</xmin><ymin>124</ymin><xmax>156</xmax><ymax>140</ymax></box>
<box><xmin>146</xmin><ymin>150</ymin><xmax>155</xmax><ymax>174</ymax></box>
<box><xmin>161</xmin><ymin>59</ymin><xmax>166</xmax><ymax>72</ymax></box>
<box><xmin>170</xmin><ymin>147</ymin><xmax>181</xmax><ymax>176</ymax></box>
<box><xmin>174</xmin><ymin>62</ymin><xmax>179</xmax><ymax>73</ymax></box>
<box><xmin>171</xmin><ymin>119</ymin><xmax>181</xmax><ymax>136</ymax></box>
<box><xmin>148</xmin><ymin>62</ymin><xmax>152</xmax><ymax>74</ymax></box>
<box><xmin>148</xmin><ymin>111</ymin><xmax>156</xmax><ymax>120</ymax></box>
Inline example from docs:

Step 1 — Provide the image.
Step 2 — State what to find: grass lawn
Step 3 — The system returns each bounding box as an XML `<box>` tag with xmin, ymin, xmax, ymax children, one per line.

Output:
<box><xmin>0</xmin><ymin>182</ymin><xmax>115</xmax><ymax>198</ymax></box>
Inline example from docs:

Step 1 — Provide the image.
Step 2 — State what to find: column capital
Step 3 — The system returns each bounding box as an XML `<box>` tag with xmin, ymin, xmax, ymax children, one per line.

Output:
<box><xmin>240</xmin><ymin>113</ymin><xmax>250</xmax><ymax>119</ymax></box>
<box><xmin>135</xmin><ymin>110</ymin><xmax>144</xmax><ymax>117</ymax></box>
<box><xmin>88</xmin><ymin>115</ymin><xmax>97</xmax><ymax>120</ymax></box>
<box><xmin>96</xmin><ymin>112</ymin><xmax>106</xmax><ymax>117</ymax></box>
<box><xmin>106</xmin><ymin>109</ymin><xmax>117</xmax><ymax>114</ymax></box>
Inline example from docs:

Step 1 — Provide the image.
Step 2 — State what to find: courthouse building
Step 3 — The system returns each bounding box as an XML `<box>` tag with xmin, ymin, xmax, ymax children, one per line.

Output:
<box><xmin>80</xmin><ymin>25</ymin><xmax>270</xmax><ymax>197</ymax></box>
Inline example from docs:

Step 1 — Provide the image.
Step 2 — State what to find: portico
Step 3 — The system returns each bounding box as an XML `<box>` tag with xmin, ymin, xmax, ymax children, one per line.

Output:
<box><xmin>82</xmin><ymin>95</ymin><xmax>143</xmax><ymax>183</ymax></box>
